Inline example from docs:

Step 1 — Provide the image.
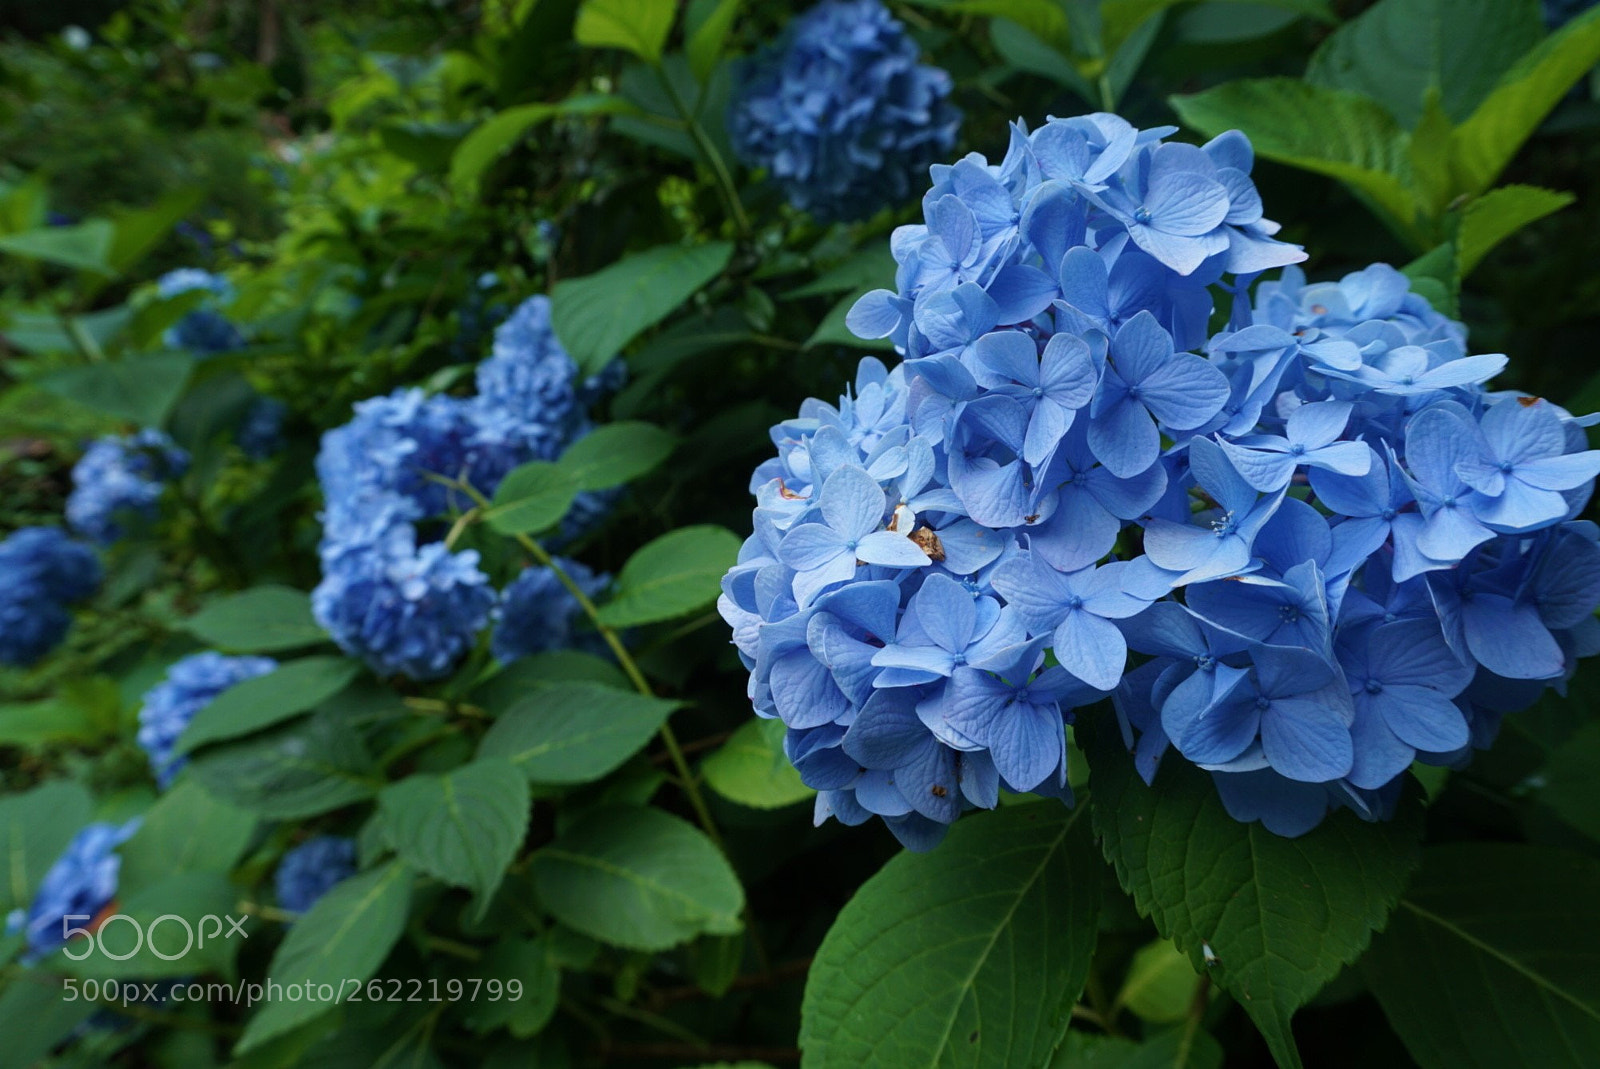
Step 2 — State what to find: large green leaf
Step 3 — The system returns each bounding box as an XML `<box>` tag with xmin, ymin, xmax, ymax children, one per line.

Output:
<box><xmin>183</xmin><ymin>586</ymin><xmax>328</xmax><ymax>654</ymax></box>
<box><xmin>235</xmin><ymin>860</ymin><xmax>414</xmax><ymax>1052</ymax></box>
<box><xmin>476</xmin><ymin>680</ymin><xmax>678</xmax><ymax>785</ymax></box>
<box><xmin>377</xmin><ymin>759</ymin><xmax>529</xmax><ymax>904</ymax></box>
<box><xmin>1169</xmin><ymin>79</ymin><xmax>1421</xmax><ymax>245</ymax></box>
<box><xmin>988</xmin><ymin>18</ymin><xmax>1095</xmax><ymax>102</ymax></box>
<box><xmin>36</xmin><ymin>353</ymin><xmax>195</xmax><ymax>426</ymax></box>
<box><xmin>1453</xmin><ymin>6</ymin><xmax>1600</xmax><ymax>192</ymax></box>
<box><xmin>486</xmin><ymin>460</ymin><xmax>581</xmax><ymax>537</ymax></box>
<box><xmin>1536</xmin><ymin>719</ymin><xmax>1600</xmax><ymax>843</ymax></box>
<box><xmin>551</xmin><ymin>241</ymin><xmax>734</xmax><ymax>375</ymax></box>
<box><xmin>529</xmin><ymin>805</ymin><xmax>744</xmax><ymax>951</ymax></box>
<box><xmin>0</xmin><ymin>779</ymin><xmax>92</xmax><ymax>915</ymax></box>
<box><xmin>67</xmin><ymin>872</ymin><xmax>241</xmax><ymax>979</ymax></box>
<box><xmin>1050</xmin><ymin>1028</ymin><xmax>1223</xmax><ymax>1069</ymax></box>
<box><xmin>462</xmin><ymin>936</ymin><xmax>561</xmax><ymax>1037</ymax></box>
<box><xmin>1458</xmin><ymin>184</ymin><xmax>1574</xmax><ymax>274</ymax></box>
<box><xmin>1304</xmin><ymin>0</ymin><xmax>1543</xmax><ymax>127</ymax></box>
<box><xmin>555</xmin><ymin>420</ymin><xmax>678</xmax><ymax>491</ymax></box>
<box><xmin>178</xmin><ymin>656</ymin><xmax>361</xmax><ymax>754</ymax></box>
<box><xmin>701</xmin><ymin>718</ymin><xmax>814</xmax><ymax>810</ymax></box>
<box><xmin>0</xmin><ymin>975</ymin><xmax>96</xmax><ymax>1069</ymax></box>
<box><xmin>800</xmin><ymin>803</ymin><xmax>1100</xmax><ymax>1069</ymax></box>
<box><xmin>450</xmin><ymin>94</ymin><xmax>633</xmax><ymax>194</ymax></box>
<box><xmin>472</xmin><ymin>650</ymin><xmax>630</xmax><ymax>711</ymax></box>
<box><xmin>1083</xmin><ymin>717</ymin><xmax>1424</xmax><ymax>1069</ymax></box>
<box><xmin>0</xmin><ymin>219</ymin><xmax>115</xmax><ymax>274</ymax></box>
<box><xmin>594</xmin><ymin>524</ymin><xmax>742</xmax><ymax>628</ymax></box>
<box><xmin>1114</xmin><ymin>938</ymin><xmax>1203</xmax><ymax>1025</ymax></box>
<box><xmin>189</xmin><ymin>710</ymin><xmax>378</xmax><ymax>819</ymax></box>
<box><xmin>574</xmin><ymin>0</ymin><xmax>676</xmax><ymax>63</ymax></box>
<box><xmin>686</xmin><ymin>0</ymin><xmax>742</xmax><ymax>82</ymax></box>
<box><xmin>117</xmin><ymin>779</ymin><xmax>257</xmax><ymax>895</ymax></box>
<box><xmin>1362</xmin><ymin>844</ymin><xmax>1600</xmax><ymax>1068</ymax></box>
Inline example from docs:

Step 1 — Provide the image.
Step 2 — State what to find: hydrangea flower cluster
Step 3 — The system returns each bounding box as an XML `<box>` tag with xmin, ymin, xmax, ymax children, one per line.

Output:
<box><xmin>157</xmin><ymin>268</ymin><xmax>245</xmax><ymax>354</ymax></box>
<box><xmin>492</xmin><ymin>558</ymin><xmax>611</xmax><ymax>663</ymax></box>
<box><xmin>11</xmin><ymin>819</ymin><xmax>140</xmax><ymax>960</ymax></box>
<box><xmin>313</xmin><ymin>295</ymin><xmax>620</xmax><ymax>680</ymax></box>
<box><xmin>66</xmin><ymin>429</ymin><xmax>189</xmax><ymax>545</ymax></box>
<box><xmin>0</xmin><ymin>527</ymin><xmax>101</xmax><ymax>667</ymax></box>
<box><xmin>274</xmin><ymin>836</ymin><xmax>357</xmax><ymax>914</ymax></box>
<box><xmin>137</xmin><ymin>652</ymin><xmax>278</xmax><ymax>788</ymax></box>
<box><xmin>720</xmin><ymin>112</ymin><xmax>1600</xmax><ymax>848</ymax></box>
<box><xmin>729</xmin><ymin>0</ymin><xmax>961</xmax><ymax>222</ymax></box>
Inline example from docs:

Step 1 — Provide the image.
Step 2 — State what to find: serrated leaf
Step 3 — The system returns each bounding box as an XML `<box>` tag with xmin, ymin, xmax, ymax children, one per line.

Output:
<box><xmin>574</xmin><ymin>0</ymin><xmax>676</xmax><ymax>62</ymax></box>
<box><xmin>1453</xmin><ymin>6</ymin><xmax>1600</xmax><ymax>193</ymax></box>
<box><xmin>1170</xmin><ymin>79</ymin><xmax>1421</xmax><ymax>246</ymax></box>
<box><xmin>0</xmin><ymin>780</ymin><xmax>91</xmax><ymax>916</ymax></box>
<box><xmin>529</xmin><ymin>805</ymin><xmax>744</xmax><ymax>951</ymax></box>
<box><xmin>1082</xmin><ymin>717</ymin><xmax>1424</xmax><ymax>1069</ymax></box>
<box><xmin>234</xmin><ymin>860</ymin><xmax>414</xmax><ymax>1053</ymax></box>
<box><xmin>463</xmin><ymin>936</ymin><xmax>561</xmax><ymax>1037</ymax></box>
<box><xmin>178</xmin><ymin>656</ymin><xmax>360</xmax><ymax>754</ymax></box>
<box><xmin>486</xmin><ymin>461</ymin><xmax>581</xmax><ymax>536</ymax></box>
<box><xmin>551</xmin><ymin>241</ymin><xmax>734</xmax><ymax>375</ymax></box>
<box><xmin>800</xmin><ymin>803</ymin><xmax>1100</xmax><ymax>1069</ymax></box>
<box><xmin>595</xmin><ymin>524</ymin><xmax>742</xmax><ymax>628</ymax></box>
<box><xmin>556</xmin><ymin>421</ymin><xmax>678</xmax><ymax>491</ymax></box>
<box><xmin>701</xmin><ymin>718</ymin><xmax>814</xmax><ymax>809</ymax></box>
<box><xmin>117</xmin><ymin>779</ymin><xmax>257</xmax><ymax>895</ymax></box>
<box><xmin>189</xmin><ymin>710</ymin><xmax>378</xmax><ymax>819</ymax></box>
<box><xmin>1458</xmin><ymin>184</ymin><xmax>1574</xmax><ymax>274</ymax></box>
<box><xmin>476</xmin><ymin>680</ymin><xmax>678</xmax><ymax>785</ymax></box>
<box><xmin>377</xmin><ymin>759</ymin><xmax>530</xmax><ymax>903</ymax></box>
<box><xmin>183</xmin><ymin>586</ymin><xmax>329</xmax><ymax>653</ymax></box>
<box><xmin>1362</xmin><ymin>844</ymin><xmax>1600</xmax><ymax>1068</ymax></box>
<box><xmin>1304</xmin><ymin>0</ymin><xmax>1543</xmax><ymax>127</ymax></box>
<box><xmin>37</xmin><ymin>353</ymin><xmax>194</xmax><ymax>426</ymax></box>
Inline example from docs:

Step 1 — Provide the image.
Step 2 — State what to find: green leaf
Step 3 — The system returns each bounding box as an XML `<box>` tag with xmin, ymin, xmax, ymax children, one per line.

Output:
<box><xmin>1362</xmin><ymin>844</ymin><xmax>1600</xmax><ymax>1068</ymax></box>
<box><xmin>0</xmin><ymin>975</ymin><xmax>96</xmax><ymax>1069</ymax></box>
<box><xmin>0</xmin><ymin>779</ymin><xmax>92</xmax><ymax>915</ymax></box>
<box><xmin>1402</xmin><ymin>242</ymin><xmax>1460</xmax><ymax>318</ymax></box>
<box><xmin>800</xmin><ymin>803</ymin><xmax>1100</xmax><ymax>1069</ymax></box>
<box><xmin>988</xmin><ymin>18</ymin><xmax>1094</xmax><ymax>101</ymax></box>
<box><xmin>189</xmin><ymin>710</ymin><xmax>378</xmax><ymax>819</ymax></box>
<box><xmin>477</xmin><ymin>680</ymin><xmax>679</xmax><ymax>785</ymax></box>
<box><xmin>1537</xmin><ymin>719</ymin><xmax>1600</xmax><ymax>843</ymax></box>
<box><xmin>1169</xmin><ymin>80</ymin><xmax>1421</xmax><ymax>246</ymax></box>
<box><xmin>1408</xmin><ymin>90</ymin><xmax>1456</xmax><ymax>219</ymax></box>
<box><xmin>67</xmin><ymin>872</ymin><xmax>240</xmax><ymax>979</ymax></box>
<box><xmin>782</xmin><ymin>247</ymin><xmax>898</xmax><ymax>301</ymax></box>
<box><xmin>1453</xmin><ymin>6</ymin><xmax>1600</xmax><ymax>193</ymax></box>
<box><xmin>0</xmin><ymin>677</ymin><xmax>120</xmax><ymax>748</ymax></box>
<box><xmin>555</xmin><ymin>421</ymin><xmax>678</xmax><ymax>491</ymax></box>
<box><xmin>806</xmin><ymin>288</ymin><xmax>897</xmax><ymax>351</ymax></box>
<box><xmin>450</xmin><ymin>95</ymin><xmax>633</xmax><ymax>194</ymax></box>
<box><xmin>473</xmin><ymin>651</ymin><xmax>630</xmax><ymax>711</ymax></box>
<box><xmin>178</xmin><ymin>656</ymin><xmax>361</xmax><ymax>754</ymax></box>
<box><xmin>377</xmin><ymin>759</ymin><xmax>530</xmax><ymax>904</ymax></box>
<box><xmin>702</xmin><ymin>718</ymin><xmax>814</xmax><ymax>809</ymax></box>
<box><xmin>235</xmin><ymin>860</ymin><xmax>414</xmax><ymax>1053</ymax></box>
<box><xmin>117</xmin><ymin>779</ymin><xmax>257</xmax><ymax>895</ymax></box>
<box><xmin>0</xmin><ymin>219</ymin><xmax>115</xmax><ymax>274</ymax></box>
<box><xmin>1050</xmin><ymin>1027</ymin><xmax>1224</xmax><ymax>1069</ymax></box>
<box><xmin>551</xmin><ymin>241</ymin><xmax>734</xmax><ymax>375</ymax></box>
<box><xmin>687</xmin><ymin>0</ymin><xmax>742</xmax><ymax>82</ymax></box>
<box><xmin>486</xmin><ymin>461</ymin><xmax>581</xmax><ymax>536</ymax></box>
<box><xmin>463</xmin><ymin>936</ymin><xmax>561</xmax><ymax>1037</ymax></box>
<box><xmin>1115</xmin><ymin>938</ymin><xmax>1203</xmax><ymax>1025</ymax></box>
<box><xmin>1458</xmin><ymin>184</ymin><xmax>1574</xmax><ymax>274</ymax></box>
<box><xmin>595</xmin><ymin>524</ymin><xmax>742</xmax><ymax>628</ymax></box>
<box><xmin>529</xmin><ymin>805</ymin><xmax>744</xmax><ymax>951</ymax></box>
<box><xmin>184</xmin><ymin>586</ymin><xmax>328</xmax><ymax>653</ymax></box>
<box><xmin>1083</xmin><ymin>717</ymin><xmax>1424</xmax><ymax>1069</ymax></box>
<box><xmin>106</xmin><ymin>189</ymin><xmax>205</xmax><ymax>276</ymax></box>
<box><xmin>913</xmin><ymin>0</ymin><xmax>1074</xmax><ymax>52</ymax></box>
<box><xmin>1304</xmin><ymin>0</ymin><xmax>1543</xmax><ymax>127</ymax></box>
<box><xmin>36</xmin><ymin>353</ymin><xmax>195</xmax><ymax>426</ymax></box>
<box><xmin>574</xmin><ymin>0</ymin><xmax>677</xmax><ymax>62</ymax></box>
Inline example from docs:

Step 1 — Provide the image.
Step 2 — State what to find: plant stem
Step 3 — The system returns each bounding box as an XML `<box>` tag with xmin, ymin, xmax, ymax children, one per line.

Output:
<box><xmin>656</xmin><ymin>68</ymin><xmax>751</xmax><ymax>238</ymax></box>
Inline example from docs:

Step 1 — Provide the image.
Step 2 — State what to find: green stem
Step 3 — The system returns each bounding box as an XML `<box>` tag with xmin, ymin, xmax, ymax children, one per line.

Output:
<box><xmin>656</xmin><ymin>68</ymin><xmax>751</xmax><ymax>238</ymax></box>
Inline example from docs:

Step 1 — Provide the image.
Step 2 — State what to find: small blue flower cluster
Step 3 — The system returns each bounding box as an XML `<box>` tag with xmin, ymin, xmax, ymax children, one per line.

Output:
<box><xmin>274</xmin><ymin>836</ymin><xmax>357</xmax><ymax>914</ymax></box>
<box><xmin>729</xmin><ymin>0</ymin><xmax>961</xmax><ymax>222</ymax></box>
<box><xmin>156</xmin><ymin>268</ymin><xmax>246</xmax><ymax>354</ymax></box>
<box><xmin>493</xmin><ymin>558</ymin><xmax>611</xmax><ymax>663</ymax></box>
<box><xmin>237</xmin><ymin>397</ymin><xmax>288</xmax><ymax>459</ymax></box>
<box><xmin>721</xmin><ymin>113</ymin><xmax>1600</xmax><ymax>847</ymax></box>
<box><xmin>0</xmin><ymin>527</ymin><xmax>101</xmax><ymax>667</ymax></box>
<box><xmin>137</xmin><ymin>652</ymin><xmax>277</xmax><ymax>788</ymax></box>
<box><xmin>13</xmin><ymin>819</ymin><xmax>140</xmax><ymax>960</ymax></box>
<box><xmin>313</xmin><ymin>296</ymin><xmax>620</xmax><ymax>680</ymax></box>
<box><xmin>66</xmin><ymin>429</ymin><xmax>189</xmax><ymax>545</ymax></box>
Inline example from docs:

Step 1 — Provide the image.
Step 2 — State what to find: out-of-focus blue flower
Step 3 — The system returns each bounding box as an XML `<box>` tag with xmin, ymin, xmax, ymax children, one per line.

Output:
<box><xmin>474</xmin><ymin>295</ymin><xmax>589</xmax><ymax>462</ymax></box>
<box><xmin>274</xmin><ymin>836</ymin><xmax>357</xmax><ymax>914</ymax></box>
<box><xmin>493</xmin><ymin>558</ymin><xmax>610</xmax><ymax>662</ymax></box>
<box><xmin>137</xmin><ymin>652</ymin><xmax>277</xmax><ymax>788</ymax></box>
<box><xmin>237</xmin><ymin>397</ymin><xmax>287</xmax><ymax>460</ymax></box>
<box><xmin>156</xmin><ymin>269</ymin><xmax>244</xmax><ymax>353</ymax></box>
<box><xmin>0</xmin><ymin>527</ymin><xmax>101</xmax><ymax>667</ymax></box>
<box><xmin>66</xmin><ymin>430</ymin><xmax>189</xmax><ymax>545</ymax></box>
<box><xmin>17</xmin><ymin>820</ymin><xmax>140</xmax><ymax>960</ymax></box>
<box><xmin>729</xmin><ymin>0</ymin><xmax>960</xmax><ymax>222</ymax></box>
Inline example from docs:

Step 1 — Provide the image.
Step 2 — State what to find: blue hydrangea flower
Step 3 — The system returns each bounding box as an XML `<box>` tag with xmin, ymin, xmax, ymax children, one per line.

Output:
<box><xmin>137</xmin><ymin>652</ymin><xmax>277</xmax><ymax>787</ymax></box>
<box><xmin>66</xmin><ymin>430</ymin><xmax>189</xmax><ymax>545</ymax></box>
<box><xmin>17</xmin><ymin>820</ymin><xmax>141</xmax><ymax>960</ymax></box>
<box><xmin>237</xmin><ymin>397</ymin><xmax>287</xmax><ymax>460</ymax></box>
<box><xmin>0</xmin><ymin>527</ymin><xmax>101</xmax><ymax>667</ymax></box>
<box><xmin>274</xmin><ymin>836</ymin><xmax>357</xmax><ymax>914</ymax></box>
<box><xmin>157</xmin><ymin>268</ymin><xmax>245</xmax><ymax>353</ymax></box>
<box><xmin>728</xmin><ymin>0</ymin><xmax>961</xmax><ymax>221</ymax></box>
<box><xmin>492</xmin><ymin>557</ymin><xmax>610</xmax><ymax>662</ymax></box>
